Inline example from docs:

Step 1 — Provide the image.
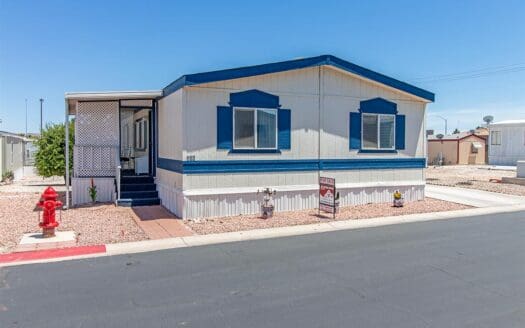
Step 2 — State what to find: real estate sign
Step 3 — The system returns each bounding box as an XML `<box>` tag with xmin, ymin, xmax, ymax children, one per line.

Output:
<box><xmin>319</xmin><ymin>176</ymin><xmax>338</xmax><ymax>215</ymax></box>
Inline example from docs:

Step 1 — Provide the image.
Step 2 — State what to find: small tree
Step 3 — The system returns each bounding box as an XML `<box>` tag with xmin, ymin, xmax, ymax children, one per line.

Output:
<box><xmin>35</xmin><ymin>121</ymin><xmax>74</xmax><ymax>179</ymax></box>
<box><xmin>452</xmin><ymin>128</ymin><xmax>460</xmax><ymax>134</ymax></box>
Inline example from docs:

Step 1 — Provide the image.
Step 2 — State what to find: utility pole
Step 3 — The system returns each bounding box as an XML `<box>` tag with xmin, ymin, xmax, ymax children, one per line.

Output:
<box><xmin>39</xmin><ymin>98</ymin><xmax>44</xmax><ymax>136</ymax></box>
<box><xmin>25</xmin><ymin>99</ymin><xmax>28</xmax><ymax>137</ymax></box>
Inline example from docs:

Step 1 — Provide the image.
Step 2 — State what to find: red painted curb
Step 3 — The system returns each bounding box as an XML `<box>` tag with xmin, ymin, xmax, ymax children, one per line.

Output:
<box><xmin>0</xmin><ymin>245</ymin><xmax>107</xmax><ymax>264</ymax></box>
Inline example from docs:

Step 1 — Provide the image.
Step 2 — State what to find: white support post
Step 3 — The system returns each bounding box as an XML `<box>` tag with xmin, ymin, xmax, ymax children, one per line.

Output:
<box><xmin>65</xmin><ymin>99</ymin><xmax>70</xmax><ymax>209</ymax></box>
<box><xmin>116</xmin><ymin>165</ymin><xmax>121</xmax><ymax>201</ymax></box>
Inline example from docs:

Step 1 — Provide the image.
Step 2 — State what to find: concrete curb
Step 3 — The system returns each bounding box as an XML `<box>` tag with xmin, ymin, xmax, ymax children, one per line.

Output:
<box><xmin>3</xmin><ymin>204</ymin><xmax>525</xmax><ymax>267</ymax></box>
<box><xmin>0</xmin><ymin>245</ymin><xmax>107</xmax><ymax>267</ymax></box>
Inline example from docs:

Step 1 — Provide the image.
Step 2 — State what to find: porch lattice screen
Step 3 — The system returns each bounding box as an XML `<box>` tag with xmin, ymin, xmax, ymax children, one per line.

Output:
<box><xmin>74</xmin><ymin>101</ymin><xmax>119</xmax><ymax>177</ymax></box>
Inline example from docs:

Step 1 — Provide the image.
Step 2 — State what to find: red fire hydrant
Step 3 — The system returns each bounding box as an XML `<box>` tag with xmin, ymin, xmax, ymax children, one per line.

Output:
<box><xmin>37</xmin><ymin>186</ymin><xmax>63</xmax><ymax>238</ymax></box>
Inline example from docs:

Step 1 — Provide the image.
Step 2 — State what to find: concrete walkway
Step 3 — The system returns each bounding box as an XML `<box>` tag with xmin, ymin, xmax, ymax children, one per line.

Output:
<box><xmin>131</xmin><ymin>206</ymin><xmax>194</xmax><ymax>239</ymax></box>
<box><xmin>426</xmin><ymin>184</ymin><xmax>525</xmax><ymax>207</ymax></box>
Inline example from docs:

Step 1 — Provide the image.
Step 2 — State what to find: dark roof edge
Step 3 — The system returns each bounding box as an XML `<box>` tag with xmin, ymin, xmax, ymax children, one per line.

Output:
<box><xmin>162</xmin><ymin>55</ymin><xmax>435</xmax><ymax>102</ymax></box>
<box><xmin>428</xmin><ymin>133</ymin><xmax>486</xmax><ymax>142</ymax></box>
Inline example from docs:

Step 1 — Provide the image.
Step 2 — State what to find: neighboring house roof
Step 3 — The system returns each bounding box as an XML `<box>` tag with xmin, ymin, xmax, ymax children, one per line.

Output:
<box><xmin>474</xmin><ymin>127</ymin><xmax>489</xmax><ymax>136</ymax></box>
<box><xmin>0</xmin><ymin>131</ymin><xmax>32</xmax><ymax>142</ymax></box>
<box><xmin>428</xmin><ymin>132</ymin><xmax>486</xmax><ymax>142</ymax></box>
<box><xmin>490</xmin><ymin>119</ymin><xmax>525</xmax><ymax>126</ymax></box>
<box><xmin>162</xmin><ymin>55</ymin><xmax>435</xmax><ymax>102</ymax></box>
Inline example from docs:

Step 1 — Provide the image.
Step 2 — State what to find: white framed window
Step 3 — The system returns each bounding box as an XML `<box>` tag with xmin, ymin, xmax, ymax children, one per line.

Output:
<box><xmin>362</xmin><ymin>113</ymin><xmax>395</xmax><ymax>150</ymax></box>
<box><xmin>490</xmin><ymin>130</ymin><xmax>501</xmax><ymax>145</ymax></box>
<box><xmin>135</xmin><ymin>118</ymin><xmax>148</xmax><ymax>150</ymax></box>
<box><xmin>233</xmin><ymin>107</ymin><xmax>277</xmax><ymax>149</ymax></box>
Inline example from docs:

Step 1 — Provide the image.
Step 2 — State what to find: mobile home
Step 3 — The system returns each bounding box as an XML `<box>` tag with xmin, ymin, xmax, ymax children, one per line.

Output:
<box><xmin>427</xmin><ymin>132</ymin><xmax>486</xmax><ymax>165</ymax></box>
<box><xmin>65</xmin><ymin>55</ymin><xmax>434</xmax><ymax>218</ymax></box>
<box><xmin>488</xmin><ymin>120</ymin><xmax>525</xmax><ymax>166</ymax></box>
<box><xmin>0</xmin><ymin>131</ymin><xmax>34</xmax><ymax>180</ymax></box>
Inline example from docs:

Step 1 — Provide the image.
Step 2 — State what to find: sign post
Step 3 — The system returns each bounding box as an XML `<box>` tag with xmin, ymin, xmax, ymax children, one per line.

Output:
<box><xmin>319</xmin><ymin>177</ymin><xmax>339</xmax><ymax>218</ymax></box>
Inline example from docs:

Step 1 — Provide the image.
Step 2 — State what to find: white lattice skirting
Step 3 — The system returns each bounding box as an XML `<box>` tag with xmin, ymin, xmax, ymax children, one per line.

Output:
<box><xmin>74</xmin><ymin>101</ymin><xmax>119</xmax><ymax>177</ymax></box>
<box><xmin>158</xmin><ymin>181</ymin><xmax>425</xmax><ymax>219</ymax></box>
<box><xmin>74</xmin><ymin>145</ymin><xmax>118</xmax><ymax>177</ymax></box>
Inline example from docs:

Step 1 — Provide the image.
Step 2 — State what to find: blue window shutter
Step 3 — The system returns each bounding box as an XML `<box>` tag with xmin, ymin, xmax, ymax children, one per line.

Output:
<box><xmin>395</xmin><ymin>114</ymin><xmax>406</xmax><ymax>150</ymax></box>
<box><xmin>217</xmin><ymin>106</ymin><xmax>233</xmax><ymax>149</ymax></box>
<box><xmin>278</xmin><ymin>108</ymin><xmax>291</xmax><ymax>150</ymax></box>
<box><xmin>349</xmin><ymin>112</ymin><xmax>361</xmax><ymax>149</ymax></box>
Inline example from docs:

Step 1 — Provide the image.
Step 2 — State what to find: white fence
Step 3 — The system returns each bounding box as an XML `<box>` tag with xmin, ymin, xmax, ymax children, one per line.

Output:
<box><xmin>72</xmin><ymin>177</ymin><xmax>115</xmax><ymax>205</ymax></box>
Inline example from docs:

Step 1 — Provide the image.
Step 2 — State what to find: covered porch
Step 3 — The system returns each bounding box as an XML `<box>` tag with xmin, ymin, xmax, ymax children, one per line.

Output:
<box><xmin>64</xmin><ymin>90</ymin><xmax>162</xmax><ymax>208</ymax></box>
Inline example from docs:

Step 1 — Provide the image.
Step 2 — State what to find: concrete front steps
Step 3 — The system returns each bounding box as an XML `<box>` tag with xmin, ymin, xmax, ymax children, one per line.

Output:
<box><xmin>117</xmin><ymin>175</ymin><xmax>160</xmax><ymax>207</ymax></box>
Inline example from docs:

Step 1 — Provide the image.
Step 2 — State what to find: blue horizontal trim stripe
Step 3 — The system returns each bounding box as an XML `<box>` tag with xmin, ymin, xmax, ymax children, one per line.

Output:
<box><xmin>184</xmin><ymin>159</ymin><xmax>319</xmax><ymax>174</ymax></box>
<box><xmin>157</xmin><ymin>157</ymin><xmax>183</xmax><ymax>173</ymax></box>
<box><xmin>319</xmin><ymin>158</ymin><xmax>425</xmax><ymax>170</ymax></box>
<box><xmin>162</xmin><ymin>55</ymin><xmax>434</xmax><ymax>102</ymax></box>
<box><xmin>157</xmin><ymin>157</ymin><xmax>425</xmax><ymax>174</ymax></box>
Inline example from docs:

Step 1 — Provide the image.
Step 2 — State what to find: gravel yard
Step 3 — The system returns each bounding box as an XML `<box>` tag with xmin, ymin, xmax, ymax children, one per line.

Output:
<box><xmin>3</xmin><ymin>167</ymin><xmax>500</xmax><ymax>252</ymax></box>
<box><xmin>0</xmin><ymin>192</ymin><xmax>148</xmax><ymax>253</ymax></box>
<box><xmin>185</xmin><ymin>198</ymin><xmax>470</xmax><ymax>235</ymax></box>
<box><xmin>426</xmin><ymin>165</ymin><xmax>525</xmax><ymax>196</ymax></box>
<box><xmin>0</xmin><ymin>175</ymin><xmax>65</xmax><ymax>193</ymax></box>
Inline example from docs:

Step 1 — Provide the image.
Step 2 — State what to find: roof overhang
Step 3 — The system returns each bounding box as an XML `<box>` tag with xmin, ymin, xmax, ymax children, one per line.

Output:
<box><xmin>0</xmin><ymin>131</ymin><xmax>33</xmax><ymax>142</ymax></box>
<box><xmin>65</xmin><ymin>90</ymin><xmax>162</xmax><ymax>114</ymax></box>
<box><xmin>490</xmin><ymin>120</ymin><xmax>525</xmax><ymax>127</ymax></box>
<box><xmin>162</xmin><ymin>55</ymin><xmax>435</xmax><ymax>102</ymax></box>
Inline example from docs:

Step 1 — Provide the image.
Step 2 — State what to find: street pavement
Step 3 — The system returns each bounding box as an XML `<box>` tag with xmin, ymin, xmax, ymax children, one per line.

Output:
<box><xmin>1</xmin><ymin>211</ymin><xmax>525</xmax><ymax>327</ymax></box>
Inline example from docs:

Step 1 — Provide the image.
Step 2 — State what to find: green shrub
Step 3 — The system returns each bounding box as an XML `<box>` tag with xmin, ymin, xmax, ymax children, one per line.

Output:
<box><xmin>35</xmin><ymin>121</ymin><xmax>74</xmax><ymax>178</ymax></box>
<box><xmin>1</xmin><ymin>170</ymin><xmax>14</xmax><ymax>182</ymax></box>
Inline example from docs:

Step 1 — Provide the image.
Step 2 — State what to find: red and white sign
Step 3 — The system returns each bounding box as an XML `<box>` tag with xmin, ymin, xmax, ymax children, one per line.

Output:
<box><xmin>319</xmin><ymin>177</ymin><xmax>337</xmax><ymax>214</ymax></box>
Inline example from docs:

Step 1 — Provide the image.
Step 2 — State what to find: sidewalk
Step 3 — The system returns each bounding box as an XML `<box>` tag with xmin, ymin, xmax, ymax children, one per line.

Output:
<box><xmin>3</xmin><ymin>203</ymin><xmax>525</xmax><ymax>267</ymax></box>
<box><xmin>132</xmin><ymin>206</ymin><xmax>193</xmax><ymax>239</ymax></box>
<box><xmin>426</xmin><ymin>184</ymin><xmax>525</xmax><ymax>207</ymax></box>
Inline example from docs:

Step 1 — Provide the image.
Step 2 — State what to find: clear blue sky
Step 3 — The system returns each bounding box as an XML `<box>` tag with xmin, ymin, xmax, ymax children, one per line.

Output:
<box><xmin>1</xmin><ymin>0</ymin><xmax>524</xmax><ymax>134</ymax></box>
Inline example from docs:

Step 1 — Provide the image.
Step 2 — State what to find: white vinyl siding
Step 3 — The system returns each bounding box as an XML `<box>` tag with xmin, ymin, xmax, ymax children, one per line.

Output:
<box><xmin>157</xmin><ymin>66</ymin><xmax>430</xmax><ymax>218</ymax></box>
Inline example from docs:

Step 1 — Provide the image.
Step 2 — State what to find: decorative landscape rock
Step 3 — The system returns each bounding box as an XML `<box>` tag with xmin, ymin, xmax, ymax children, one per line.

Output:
<box><xmin>185</xmin><ymin>198</ymin><xmax>471</xmax><ymax>235</ymax></box>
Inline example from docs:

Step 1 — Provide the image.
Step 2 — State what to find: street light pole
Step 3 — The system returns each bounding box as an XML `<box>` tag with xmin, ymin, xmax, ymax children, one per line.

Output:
<box><xmin>39</xmin><ymin>98</ymin><xmax>44</xmax><ymax>136</ymax></box>
<box><xmin>431</xmin><ymin>114</ymin><xmax>448</xmax><ymax>135</ymax></box>
<box><xmin>25</xmin><ymin>98</ymin><xmax>28</xmax><ymax>137</ymax></box>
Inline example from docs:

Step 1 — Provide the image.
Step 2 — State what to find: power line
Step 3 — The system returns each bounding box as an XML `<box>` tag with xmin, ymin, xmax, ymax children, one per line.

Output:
<box><xmin>410</xmin><ymin>62</ymin><xmax>525</xmax><ymax>83</ymax></box>
<box><xmin>417</xmin><ymin>67</ymin><xmax>525</xmax><ymax>83</ymax></box>
<box><xmin>411</xmin><ymin>62</ymin><xmax>525</xmax><ymax>80</ymax></box>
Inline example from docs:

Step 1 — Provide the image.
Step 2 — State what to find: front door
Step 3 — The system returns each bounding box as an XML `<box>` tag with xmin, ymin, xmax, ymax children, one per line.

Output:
<box><xmin>120</xmin><ymin>106</ymin><xmax>153</xmax><ymax>176</ymax></box>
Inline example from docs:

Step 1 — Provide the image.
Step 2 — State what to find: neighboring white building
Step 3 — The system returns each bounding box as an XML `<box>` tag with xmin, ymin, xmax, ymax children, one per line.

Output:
<box><xmin>65</xmin><ymin>55</ymin><xmax>434</xmax><ymax>218</ymax></box>
<box><xmin>488</xmin><ymin>120</ymin><xmax>525</xmax><ymax>166</ymax></box>
<box><xmin>0</xmin><ymin>131</ymin><xmax>35</xmax><ymax>180</ymax></box>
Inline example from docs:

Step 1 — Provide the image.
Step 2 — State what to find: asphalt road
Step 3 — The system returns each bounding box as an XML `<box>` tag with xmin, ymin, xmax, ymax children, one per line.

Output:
<box><xmin>2</xmin><ymin>211</ymin><xmax>525</xmax><ymax>328</ymax></box>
